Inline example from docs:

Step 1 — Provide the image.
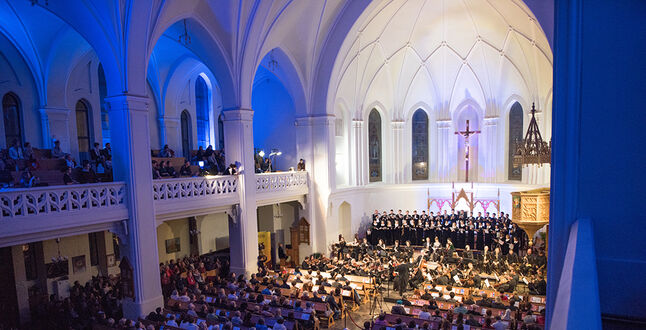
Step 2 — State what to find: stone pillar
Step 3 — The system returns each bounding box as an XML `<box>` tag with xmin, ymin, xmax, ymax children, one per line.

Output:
<box><xmin>39</xmin><ymin>107</ymin><xmax>71</xmax><ymax>150</ymax></box>
<box><xmin>222</xmin><ymin>109</ymin><xmax>259</xmax><ymax>276</ymax></box>
<box><xmin>436</xmin><ymin>120</ymin><xmax>453</xmax><ymax>182</ymax></box>
<box><xmin>157</xmin><ymin>117</ymin><xmax>167</xmax><ymax>148</ymax></box>
<box><xmin>296</xmin><ymin>115</ymin><xmax>334</xmax><ymax>252</ymax></box>
<box><xmin>105</xmin><ymin>94</ymin><xmax>163</xmax><ymax>319</ymax></box>
<box><xmin>391</xmin><ymin>121</ymin><xmax>405</xmax><ymax>183</ymax></box>
<box><xmin>351</xmin><ymin>119</ymin><xmax>364</xmax><ymax>186</ymax></box>
<box><xmin>480</xmin><ymin>117</ymin><xmax>498</xmax><ymax>182</ymax></box>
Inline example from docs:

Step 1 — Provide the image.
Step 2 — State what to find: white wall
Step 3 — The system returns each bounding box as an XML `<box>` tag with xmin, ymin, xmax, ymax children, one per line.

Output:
<box><xmin>196</xmin><ymin>213</ymin><xmax>230</xmax><ymax>253</ymax></box>
<box><xmin>156</xmin><ymin>219</ymin><xmax>191</xmax><ymax>263</ymax></box>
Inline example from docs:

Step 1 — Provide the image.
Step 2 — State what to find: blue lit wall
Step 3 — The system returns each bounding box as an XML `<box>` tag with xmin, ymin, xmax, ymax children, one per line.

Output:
<box><xmin>252</xmin><ymin>66</ymin><xmax>297</xmax><ymax>171</ymax></box>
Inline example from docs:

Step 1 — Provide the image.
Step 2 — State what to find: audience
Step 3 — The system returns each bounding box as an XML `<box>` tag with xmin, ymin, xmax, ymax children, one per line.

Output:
<box><xmin>51</xmin><ymin>140</ymin><xmax>65</xmax><ymax>158</ymax></box>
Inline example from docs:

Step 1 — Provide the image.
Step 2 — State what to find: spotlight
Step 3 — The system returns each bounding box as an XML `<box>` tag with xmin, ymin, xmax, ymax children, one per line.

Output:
<box><xmin>259</xmin><ymin>150</ymin><xmax>265</xmax><ymax>158</ymax></box>
<box><xmin>198</xmin><ymin>161</ymin><xmax>205</xmax><ymax>168</ymax></box>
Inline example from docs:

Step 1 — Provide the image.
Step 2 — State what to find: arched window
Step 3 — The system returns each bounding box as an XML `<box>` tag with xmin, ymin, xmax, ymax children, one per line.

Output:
<box><xmin>195</xmin><ymin>76</ymin><xmax>209</xmax><ymax>148</ymax></box>
<box><xmin>98</xmin><ymin>64</ymin><xmax>110</xmax><ymax>145</ymax></box>
<box><xmin>218</xmin><ymin>113</ymin><xmax>224</xmax><ymax>150</ymax></box>
<box><xmin>181</xmin><ymin>110</ymin><xmax>191</xmax><ymax>159</ymax></box>
<box><xmin>508</xmin><ymin>102</ymin><xmax>524</xmax><ymax>180</ymax></box>
<box><xmin>412</xmin><ymin>109</ymin><xmax>429</xmax><ymax>180</ymax></box>
<box><xmin>75</xmin><ymin>99</ymin><xmax>92</xmax><ymax>162</ymax></box>
<box><xmin>368</xmin><ymin>109</ymin><xmax>382</xmax><ymax>182</ymax></box>
<box><xmin>2</xmin><ymin>93</ymin><xmax>22</xmax><ymax>147</ymax></box>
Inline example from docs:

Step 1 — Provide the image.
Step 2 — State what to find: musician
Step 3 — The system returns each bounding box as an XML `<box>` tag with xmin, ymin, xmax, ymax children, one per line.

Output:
<box><xmin>461</xmin><ymin>245</ymin><xmax>474</xmax><ymax>260</ymax></box>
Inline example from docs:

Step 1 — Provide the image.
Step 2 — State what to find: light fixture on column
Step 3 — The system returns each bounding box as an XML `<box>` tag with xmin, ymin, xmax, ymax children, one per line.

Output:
<box><xmin>267</xmin><ymin>50</ymin><xmax>278</xmax><ymax>72</ymax></box>
<box><xmin>179</xmin><ymin>19</ymin><xmax>191</xmax><ymax>46</ymax></box>
<box><xmin>51</xmin><ymin>238</ymin><xmax>68</xmax><ymax>263</ymax></box>
<box><xmin>513</xmin><ymin>103</ymin><xmax>551</xmax><ymax>167</ymax></box>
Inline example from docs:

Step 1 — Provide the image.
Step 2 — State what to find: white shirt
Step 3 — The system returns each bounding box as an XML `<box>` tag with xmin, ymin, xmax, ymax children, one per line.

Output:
<box><xmin>493</xmin><ymin>320</ymin><xmax>508</xmax><ymax>330</ymax></box>
<box><xmin>418</xmin><ymin>311</ymin><xmax>431</xmax><ymax>320</ymax></box>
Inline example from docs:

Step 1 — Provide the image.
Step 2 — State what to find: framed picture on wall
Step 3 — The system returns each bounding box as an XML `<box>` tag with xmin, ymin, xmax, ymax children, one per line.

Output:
<box><xmin>165</xmin><ymin>238</ymin><xmax>181</xmax><ymax>253</ymax></box>
<box><xmin>107</xmin><ymin>254</ymin><xmax>116</xmax><ymax>267</ymax></box>
<box><xmin>72</xmin><ymin>255</ymin><xmax>86</xmax><ymax>274</ymax></box>
<box><xmin>46</xmin><ymin>260</ymin><xmax>69</xmax><ymax>278</ymax></box>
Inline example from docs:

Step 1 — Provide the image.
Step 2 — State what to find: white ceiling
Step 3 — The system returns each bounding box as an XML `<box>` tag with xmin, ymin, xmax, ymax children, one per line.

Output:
<box><xmin>330</xmin><ymin>0</ymin><xmax>553</xmax><ymax>121</ymax></box>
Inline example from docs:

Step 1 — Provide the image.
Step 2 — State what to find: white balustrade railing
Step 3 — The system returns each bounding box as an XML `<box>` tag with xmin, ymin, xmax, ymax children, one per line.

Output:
<box><xmin>0</xmin><ymin>182</ymin><xmax>127</xmax><ymax>219</ymax></box>
<box><xmin>152</xmin><ymin>175</ymin><xmax>238</xmax><ymax>202</ymax></box>
<box><xmin>256</xmin><ymin>171</ymin><xmax>308</xmax><ymax>194</ymax></box>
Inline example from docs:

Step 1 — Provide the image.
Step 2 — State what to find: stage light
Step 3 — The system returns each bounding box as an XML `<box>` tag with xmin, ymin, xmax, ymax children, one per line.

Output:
<box><xmin>259</xmin><ymin>150</ymin><xmax>265</xmax><ymax>157</ymax></box>
<box><xmin>198</xmin><ymin>161</ymin><xmax>205</xmax><ymax>168</ymax></box>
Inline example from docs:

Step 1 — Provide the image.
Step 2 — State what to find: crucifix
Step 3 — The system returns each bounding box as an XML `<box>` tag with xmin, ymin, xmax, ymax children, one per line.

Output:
<box><xmin>454</xmin><ymin>120</ymin><xmax>481</xmax><ymax>182</ymax></box>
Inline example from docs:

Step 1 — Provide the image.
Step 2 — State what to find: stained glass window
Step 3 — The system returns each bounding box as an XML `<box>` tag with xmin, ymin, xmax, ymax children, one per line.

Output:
<box><xmin>412</xmin><ymin>109</ymin><xmax>429</xmax><ymax>180</ymax></box>
<box><xmin>368</xmin><ymin>109</ymin><xmax>382</xmax><ymax>182</ymax></box>
<box><xmin>508</xmin><ymin>102</ymin><xmax>523</xmax><ymax>180</ymax></box>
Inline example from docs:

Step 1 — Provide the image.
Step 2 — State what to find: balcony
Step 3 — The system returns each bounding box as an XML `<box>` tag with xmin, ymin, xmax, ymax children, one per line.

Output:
<box><xmin>255</xmin><ymin>171</ymin><xmax>309</xmax><ymax>206</ymax></box>
<box><xmin>152</xmin><ymin>175</ymin><xmax>239</xmax><ymax>221</ymax></box>
<box><xmin>0</xmin><ymin>182</ymin><xmax>128</xmax><ymax>247</ymax></box>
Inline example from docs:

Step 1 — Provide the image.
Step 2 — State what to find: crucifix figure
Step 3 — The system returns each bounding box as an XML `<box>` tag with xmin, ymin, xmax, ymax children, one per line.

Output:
<box><xmin>455</xmin><ymin>120</ymin><xmax>481</xmax><ymax>182</ymax></box>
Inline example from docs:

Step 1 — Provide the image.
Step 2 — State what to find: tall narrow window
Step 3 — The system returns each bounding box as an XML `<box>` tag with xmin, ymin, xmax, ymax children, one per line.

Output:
<box><xmin>195</xmin><ymin>76</ymin><xmax>209</xmax><ymax>148</ymax></box>
<box><xmin>368</xmin><ymin>109</ymin><xmax>382</xmax><ymax>182</ymax></box>
<box><xmin>98</xmin><ymin>64</ymin><xmax>110</xmax><ymax>145</ymax></box>
<box><xmin>181</xmin><ymin>110</ymin><xmax>191</xmax><ymax>159</ymax></box>
<box><xmin>508</xmin><ymin>102</ymin><xmax>523</xmax><ymax>181</ymax></box>
<box><xmin>412</xmin><ymin>109</ymin><xmax>429</xmax><ymax>180</ymax></box>
<box><xmin>218</xmin><ymin>113</ymin><xmax>224</xmax><ymax>150</ymax></box>
<box><xmin>75</xmin><ymin>99</ymin><xmax>92</xmax><ymax>162</ymax></box>
<box><xmin>3</xmin><ymin>93</ymin><xmax>22</xmax><ymax>147</ymax></box>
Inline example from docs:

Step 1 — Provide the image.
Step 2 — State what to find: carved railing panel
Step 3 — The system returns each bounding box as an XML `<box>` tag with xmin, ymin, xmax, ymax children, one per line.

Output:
<box><xmin>152</xmin><ymin>176</ymin><xmax>238</xmax><ymax>202</ymax></box>
<box><xmin>0</xmin><ymin>182</ymin><xmax>127</xmax><ymax>218</ymax></box>
<box><xmin>256</xmin><ymin>171</ymin><xmax>308</xmax><ymax>194</ymax></box>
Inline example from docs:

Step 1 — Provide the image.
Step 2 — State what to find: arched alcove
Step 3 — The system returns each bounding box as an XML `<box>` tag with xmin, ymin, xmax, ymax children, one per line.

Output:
<box><xmin>368</xmin><ymin>109</ymin><xmax>382</xmax><ymax>182</ymax></box>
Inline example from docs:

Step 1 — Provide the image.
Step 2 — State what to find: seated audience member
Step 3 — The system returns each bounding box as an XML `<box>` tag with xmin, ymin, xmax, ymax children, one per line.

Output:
<box><xmin>8</xmin><ymin>139</ymin><xmax>23</xmax><ymax>160</ymax></box>
<box><xmin>23</xmin><ymin>142</ymin><xmax>34</xmax><ymax>160</ymax></box>
<box><xmin>164</xmin><ymin>160</ymin><xmax>178</xmax><ymax>177</ymax></box>
<box><xmin>418</xmin><ymin>305</ymin><xmax>432</xmax><ymax>320</ymax></box>
<box><xmin>180</xmin><ymin>161</ymin><xmax>194</xmax><ymax>176</ymax></box>
<box><xmin>65</xmin><ymin>154</ymin><xmax>78</xmax><ymax>169</ymax></box>
<box><xmin>63</xmin><ymin>166</ymin><xmax>78</xmax><ymax>185</ymax></box>
<box><xmin>0</xmin><ymin>156</ymin><xmax>14</xmax><ymax>187</ymax></box>
<box><xmin>152</xmin><ymin>160</ymin><xmax>162</xmax><ymax>179</ymax></box>
<box><xmin>51</xmin><ymin>140</ymin><xmax>65</xmax><ymax>158</ymax></box>
<box><xmin>159</xmin><ymin>144</ymin><xmax>175</xmax><ymax>158</ymax></box>
<box><xmin>90</xmin><ymin>142</ymin><xmax>105</xmax><ymax>166</ymax></box>
<box><xmin>78</xmin><ymin>160</ymin><xmax>98</xmax><ymax>183</ymax></box>
<box><xmin>297</xmin><ymin>158</ymin><xmax>306</xmax><ymax>171</ymax></box>
<box><xmin>225</xmin><ymin>163</ymin><xmax>238</xmax><ymax>175</ymax></box>
<box><xmin>492</xmin><ymin>316</ymin><xmax>506</xmax><ymax>330</ymax></box>
<box><xmin>19</xmin><ymin>167</ymin><xmax>39</xmax><ymax>187</ymax></box>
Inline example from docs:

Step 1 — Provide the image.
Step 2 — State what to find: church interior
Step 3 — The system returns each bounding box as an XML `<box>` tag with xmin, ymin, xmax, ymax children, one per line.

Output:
<box><xmin>0</xmin><ymin>1</ymin><xmax>644</xmax><ymax>329</ymax></box>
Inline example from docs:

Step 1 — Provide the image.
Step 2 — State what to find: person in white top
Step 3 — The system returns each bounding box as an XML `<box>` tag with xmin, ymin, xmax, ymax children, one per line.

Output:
<box><xmin>492</xmin><ymin>316</ymin><xmax>508</xmax><ymax>330</ymax></box>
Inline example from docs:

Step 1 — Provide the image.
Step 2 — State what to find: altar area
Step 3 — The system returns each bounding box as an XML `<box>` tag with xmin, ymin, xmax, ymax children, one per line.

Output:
<box><xmin>327</xmin><ymin>182</ymin><xmax>548</xmax><ymax>246</ymax></box>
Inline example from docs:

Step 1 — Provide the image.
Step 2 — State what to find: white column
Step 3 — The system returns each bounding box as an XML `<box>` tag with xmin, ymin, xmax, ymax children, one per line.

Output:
<box><xmin>436</xmin><ymin>120</ymin><xmax>452</xmax><ymax>182</ymax></box>
<box><xmin>481</xmin><ymin>117</ymin><xmax>498</xmax><ymax>183</ymax></box>
<box><xmin>351</xmin><ymin>119</ymin><xmax>364</xmax><ymax>186</ymax></box>
<box><xmin>39</xmin><ymin>107</ymin><xmax>71</xmax><ymax>150</ymax></box>
<box><xmin>222</xmin><ymin>109</ymin><xmax>259</xmax><ymax>276</ymax></box>
<box><xmin>296</xmin><ymin>115</ymin><xmax>335</xmax><ymax>251</ymax></box>
<box><xmin>391</xmin><ymin>121</ymin><xmax>405</xmax><ymax>183</ymax></box>
<box><xmin>105</xmin><ymin>94</ymin><xmax>163</xmax><ymax>319</ymax></box>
